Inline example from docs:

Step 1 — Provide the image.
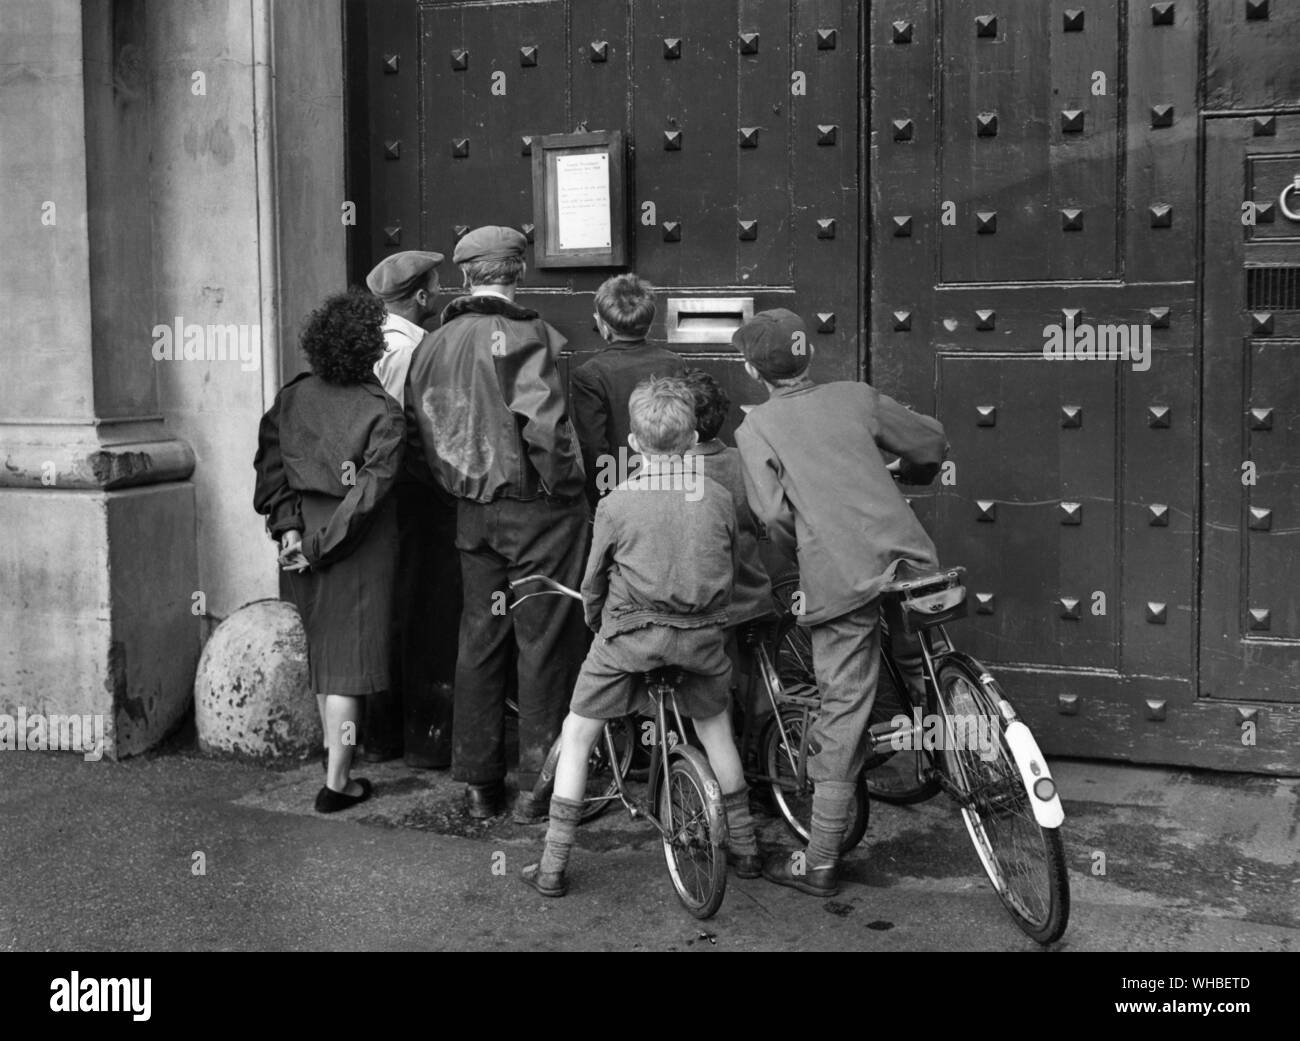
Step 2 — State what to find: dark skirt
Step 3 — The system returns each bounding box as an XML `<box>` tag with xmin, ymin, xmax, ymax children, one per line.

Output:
<box><xmin>287</xmin><ymin>490</ymin><xmax>398</xmax><ymax>697</ymax></box>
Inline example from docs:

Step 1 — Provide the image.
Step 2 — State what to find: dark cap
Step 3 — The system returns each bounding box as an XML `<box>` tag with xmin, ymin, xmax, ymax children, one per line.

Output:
<box><xmin>732</xmin><ymin>308</ymin><xmax>811</xmax><ymax>380</ymax></box>
<box><xmin>366</xmin><ymin>250</ymin><xmax>444</xmax><ymax>300</ymax></box>
<box><xmin>453</xmin><ymin>225</ymin><xmax>529</xmax><ymax>265</ymax></box>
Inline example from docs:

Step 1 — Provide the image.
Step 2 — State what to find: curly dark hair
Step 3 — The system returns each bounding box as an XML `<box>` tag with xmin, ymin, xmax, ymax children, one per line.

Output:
<box><xmin>680</xmin><ymin>368</ymin><xmax>732</xmax><ymax>442</ymax></box>
<box><xmin>299</xmin><ymin>288</ymin><xmax>387</xmax><ymax>384</ymax></box>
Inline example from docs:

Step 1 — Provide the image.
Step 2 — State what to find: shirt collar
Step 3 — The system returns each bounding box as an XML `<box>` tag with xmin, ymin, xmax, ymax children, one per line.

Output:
<box><xmin>382</xmin><ymin>312</ymin><xmax>426</xmax><ymax>346</ymax></box>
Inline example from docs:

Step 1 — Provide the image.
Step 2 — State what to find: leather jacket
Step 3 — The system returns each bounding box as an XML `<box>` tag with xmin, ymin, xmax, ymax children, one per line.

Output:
<box><xmin>405</xmin><ymin>293</ymin><xmax>585</xmax><ymax>504</ymax></box>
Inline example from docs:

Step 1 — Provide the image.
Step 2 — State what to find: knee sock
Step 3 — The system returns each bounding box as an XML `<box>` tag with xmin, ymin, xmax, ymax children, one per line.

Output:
<box><xmin>538</xmin><ymin>795</ymin><xmax>584</xmax><ymax>875</ymax></box>
<box><xmin>807</xmin><ymin>780</ymin><xmax>856</xmax><ymax>869</ymax></box>
<box><xmin>723</xmin><ymin>787</ymin><xmax>758</xmax><ymax>857</ymax></box>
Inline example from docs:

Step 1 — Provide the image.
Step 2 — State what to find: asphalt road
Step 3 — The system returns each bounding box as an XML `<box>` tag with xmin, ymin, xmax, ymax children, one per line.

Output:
<box><xmin>1</xmin><ymin>746</ymin><xmax>1296</xmax><ymax>952</ymax></box>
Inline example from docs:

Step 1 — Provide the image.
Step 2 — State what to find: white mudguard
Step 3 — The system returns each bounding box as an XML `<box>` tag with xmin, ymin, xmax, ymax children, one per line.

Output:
<box><xmin>1003</xmin><ymin>720</ymin><xmax>1065</xmax><ymax>829</ymax></box>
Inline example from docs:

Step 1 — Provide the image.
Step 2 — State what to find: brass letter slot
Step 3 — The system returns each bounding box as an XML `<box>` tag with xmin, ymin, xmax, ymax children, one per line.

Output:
<box><xmin>666</xmin><ymin>297</ymin><xmax>754</xmax><ymax>344</ymax></box>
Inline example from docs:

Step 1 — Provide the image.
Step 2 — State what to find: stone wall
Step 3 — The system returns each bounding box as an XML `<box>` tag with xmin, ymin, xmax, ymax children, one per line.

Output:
<box><xmin>0</xmin><ymin>0</ymin><xmax>347</xmax><ymax>756</ymax></box>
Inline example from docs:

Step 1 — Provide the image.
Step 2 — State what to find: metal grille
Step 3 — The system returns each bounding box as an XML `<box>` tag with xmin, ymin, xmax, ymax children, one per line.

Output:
<box><xmin>1247</xmin><ymin>266</ymin><xmax>1300</xmax><ymax>311</ymax></box>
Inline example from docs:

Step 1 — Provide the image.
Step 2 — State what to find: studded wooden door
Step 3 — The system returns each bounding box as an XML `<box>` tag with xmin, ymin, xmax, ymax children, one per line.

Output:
<box><xmin>870</xmin><ymin>1</ymin><xmax>1300</xmax><ymax>773</ymax></box>
<box><xmin>346</xmin><ymin>0</ymin><xmax>862</xmax><ymax>427</ymax></box>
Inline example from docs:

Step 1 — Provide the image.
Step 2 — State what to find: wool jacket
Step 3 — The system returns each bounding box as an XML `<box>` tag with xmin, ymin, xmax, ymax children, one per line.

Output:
<box><xmin>736</xmin><ymin>377</ymin><xmax>947</xmax><ymax>626</ymax></box>
<box><xmin>253</xmin><ymin>371</ymin><xmax>405</xmax><ymax>567</ymax></box>
<box><xmin>569</xmin><ymin>340</ymin><xmax>686</xmax><ymax>508</ymax></box>
<box><xmin>686</xmin><ymin>438</ymin><xmax>773</xmax><ymax>626</ymax></box>
<box><xmin>582</xmin><ymin>463</ymin><xmax>738</xmax><ymax>637</ymax></box>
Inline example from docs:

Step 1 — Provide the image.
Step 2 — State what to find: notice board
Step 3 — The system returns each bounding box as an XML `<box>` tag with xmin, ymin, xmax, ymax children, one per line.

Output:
<box><xmin>530</xmin><ymin>129</ymin><xmax>626</xmax><ymax>268</ymax></box>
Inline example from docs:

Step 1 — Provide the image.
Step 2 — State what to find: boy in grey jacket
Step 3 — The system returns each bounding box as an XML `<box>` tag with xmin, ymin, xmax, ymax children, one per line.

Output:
<box><xmin>735</xmin><ymin>309</ymin><xmax>948</xmax><ymax>898</ymax></box>
<box><xmin>522</xmin><ymin>377</ymin><xmax>760</xmax><ymax>897</ymax></box>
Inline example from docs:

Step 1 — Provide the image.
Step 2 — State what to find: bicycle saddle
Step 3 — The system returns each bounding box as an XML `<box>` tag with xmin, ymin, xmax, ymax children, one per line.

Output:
<box><xmin>643</xmin><ymin>667</ymin><xmax>685</xmax><ymax>687</ymax></box>
<box><xmin>881</xmin><ymin>561</ymin><xmax>966</xmax><ymax>595</ymax></box>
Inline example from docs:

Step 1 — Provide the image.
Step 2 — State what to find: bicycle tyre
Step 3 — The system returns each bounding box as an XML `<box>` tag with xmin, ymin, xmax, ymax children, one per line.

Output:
<box><xmin>934</xmin><ymin>658</ymin><xmax>1069</xmax><ymax>945</ymax></box>
<box><xmin>771</xmin><ymin>610</ymin><xmax>937</xmax><ymax>805</ymax></box>
<box><xmin>658</xmin><ymin>745</ymin><xmax>728</xmax><ymax>919</ymax></box>
<box><xmin>531</xmin><ymin>716</ymin><xmax>636</xmax><ymax>824</ymax></box>
<box><xmin>759</xmin><ymin>707</ymin><xmax>869</xmax><ymax>852</ymax></box>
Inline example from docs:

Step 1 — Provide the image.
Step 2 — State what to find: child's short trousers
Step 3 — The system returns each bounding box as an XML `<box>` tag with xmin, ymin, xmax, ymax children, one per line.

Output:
<box><xmin>569</xmin><ymin>623</ymin><xmax>732</xmax><ymax>720</ymax></box>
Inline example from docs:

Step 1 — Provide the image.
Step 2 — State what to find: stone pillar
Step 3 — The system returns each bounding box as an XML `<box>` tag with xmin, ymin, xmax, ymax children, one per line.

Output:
<box><xmin>0</xmin><ymin>0</ymin><xmax>199</xmax><ymax>757</ymax></box>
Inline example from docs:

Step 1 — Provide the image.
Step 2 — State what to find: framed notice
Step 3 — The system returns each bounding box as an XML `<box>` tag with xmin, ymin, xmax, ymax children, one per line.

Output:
<box><xmin>531</xmin><ymin>129</ymin><xmax>627</xmax><ymax>268</ymax></box>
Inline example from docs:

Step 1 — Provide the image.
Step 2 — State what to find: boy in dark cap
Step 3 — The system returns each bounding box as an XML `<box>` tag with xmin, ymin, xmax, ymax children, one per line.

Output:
<box><xmin>362</xmin><ymin>249</ymin><xmax>457</xmax><ymax>768</ymax></box>
<box><xmin>570</xmin><ymin>273</ymin><xmax>685</xmax><ymax>509</ymax></box>
<box><xmin>734</xmin><ymin>308</ymin><xmax>948</xmax><ymax>897</ymax></box>
<box><xmin>406</xmin><ymin>225</ymin><xmax>587</xmax><ymax>820</ymax></box>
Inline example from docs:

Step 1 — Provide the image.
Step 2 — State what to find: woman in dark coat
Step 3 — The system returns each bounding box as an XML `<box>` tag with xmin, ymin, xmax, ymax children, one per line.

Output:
<box><xmin>254</xmin><ymin>289</ymin><xmax>405</xmax><ymax>812</ymax></box>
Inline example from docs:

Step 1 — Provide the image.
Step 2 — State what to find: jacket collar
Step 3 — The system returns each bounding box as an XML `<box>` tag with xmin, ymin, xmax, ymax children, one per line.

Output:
<box><xmin>768</xmin><ymin>375</ymin><xmax>817</xmax><ymax>398</ymax></box>
<box><xmin>687</xmin><ymin>437</ymin><xmax>726</xmax><ymax>457</ymax></box>
<box><xmin>441</xmin><ymin>293</ymin><xmax>539</xmax><ymax>324</ymax></box>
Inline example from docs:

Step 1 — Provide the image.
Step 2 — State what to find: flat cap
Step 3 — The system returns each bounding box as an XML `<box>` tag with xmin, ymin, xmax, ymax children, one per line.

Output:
<box><xmin>453</xmin><ymin>225</ymin><xmax>528</xmax><ymax>265</ymax></box>
<box><xmin>732</xmin><ymin>308</ymin><xmax>811</xmax><ymax>380</ymax></box>
<box><xmin>366</xmin><ymin>250</ymin><xmax>444</xmax><ymax>299</ymax></box>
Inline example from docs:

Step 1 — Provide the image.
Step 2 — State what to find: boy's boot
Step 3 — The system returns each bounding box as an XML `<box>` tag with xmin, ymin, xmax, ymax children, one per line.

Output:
<box><xmin>521</xmin><ymin>795</ymin><xmax>583</xmax><ymax>897</ymax></box>
<box><xmin>723</xmin><ymin>787</ymin><xmax>761</xmax><ymax>878</ymax></box>
<box><xmin>762</xmin><ymin>780</ymin><xmax>855</xmax><ymax>897</ymax></box>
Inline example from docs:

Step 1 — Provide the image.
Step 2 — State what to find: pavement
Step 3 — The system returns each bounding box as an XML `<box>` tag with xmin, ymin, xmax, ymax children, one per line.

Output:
<box><xmin>1</xmin><ymin>733</ymin><xmax>1297</xmax><ymax>952</ymax></box>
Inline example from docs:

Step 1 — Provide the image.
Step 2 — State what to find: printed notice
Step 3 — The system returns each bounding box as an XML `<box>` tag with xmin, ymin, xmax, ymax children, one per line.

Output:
<box><xmin>555</xmin><ymin>152</ymin><xmax>612</xmax><ymax>250</ymax></box>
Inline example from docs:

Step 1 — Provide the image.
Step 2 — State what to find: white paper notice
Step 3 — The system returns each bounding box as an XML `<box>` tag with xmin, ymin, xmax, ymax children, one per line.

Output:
<box><xmin>555</xmin><ymin>153</ymin><xmax>611</xmax><ymax>250</ymax></box>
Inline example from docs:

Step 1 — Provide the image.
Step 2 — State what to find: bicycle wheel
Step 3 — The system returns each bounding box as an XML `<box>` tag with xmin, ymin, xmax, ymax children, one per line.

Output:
<box><xmin>772</xmin><ymin>611</ymin><xmax>936</xmax><ymax>805</ymax></box>
<box><xmin>658</xmin><ymin>745</ymin><xmax>727</xmax><ymax>919</ymax></box>
<box><xmin>934</xmin><ymin>659</ymin><xmax>1069</xmax><ymax>945</ymax></box>
<box><xmin>532</xmin><ymin>716</ymin><xmax>636</xmax><ymax>824</ymax></box>
<box><xmin>760</xmin><ymin>707</ymin><xmax>869</xmax><ymax>852</ymax></box>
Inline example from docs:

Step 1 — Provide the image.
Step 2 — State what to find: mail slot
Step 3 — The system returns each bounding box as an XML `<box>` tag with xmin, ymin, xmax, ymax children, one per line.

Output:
<box><xmin>665</xmin><ymin>297</ymin><xmax>754</xmax><ymax>344</ymax></box>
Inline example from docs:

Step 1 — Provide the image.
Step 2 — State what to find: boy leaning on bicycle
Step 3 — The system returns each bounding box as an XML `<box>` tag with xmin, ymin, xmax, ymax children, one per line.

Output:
<box><xmin>735</xmin><ymin>309</ymin><xmax>948</xmax><ymax>897</ymax></box>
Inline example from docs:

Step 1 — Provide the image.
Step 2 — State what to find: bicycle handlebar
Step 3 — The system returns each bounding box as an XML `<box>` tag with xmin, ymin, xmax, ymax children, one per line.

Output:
<box><xmin>508</xmin><ymin>574</ymin><xmax>582</xmax><ymax>609</ymax></box>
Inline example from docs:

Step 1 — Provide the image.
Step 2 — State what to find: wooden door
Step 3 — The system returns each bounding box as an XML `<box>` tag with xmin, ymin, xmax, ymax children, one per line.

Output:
<box><xmin>347</xmin><ymin>0</ymin><xmax>862</xmax><ymax>427</ymax></box>
<box><xmin>1201</xmin><ymin>111</ymin><xmax>1300</xmax><ymax>715</ymax></box>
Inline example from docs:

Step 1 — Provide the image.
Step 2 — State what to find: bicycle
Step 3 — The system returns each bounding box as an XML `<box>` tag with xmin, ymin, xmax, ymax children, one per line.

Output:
<box><xmin>512</xmin><ymin>575</ymin><xmax>729</xmax><ymax>919</ymax></box>
<box><xmin>764</xmin><ymin>562</ymin><xmax>1070</xmax><ymax>945</ymax></box>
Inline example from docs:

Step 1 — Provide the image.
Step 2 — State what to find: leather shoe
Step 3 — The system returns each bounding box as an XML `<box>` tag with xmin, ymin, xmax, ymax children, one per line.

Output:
<box><xmin>728</xmin><ymin>851</ymin><xmax>763</xmax><ymax>879</ymax></box>
<box><xmin>521</xmin><ymin>862</ymin><xmax>568</xmax><ymax>897</ymax></box>
<box><xmin>314</xmin><ymin>778</ymin><xmax>373</xmax><ymax>814</ymax></box>
<box><xmin>512</xmin><ymin>791</ymin><xmax>545</xmax><ymax>825</ymax></box>
<box><xmin>761</xmin><ymin>850</ymin><xmax>839</xmax><ymax>897</ymax></box>
<box><xmin>465</xmin><ymin>782</ymin><xmax>505</xmax><ymax>819</ymax></box>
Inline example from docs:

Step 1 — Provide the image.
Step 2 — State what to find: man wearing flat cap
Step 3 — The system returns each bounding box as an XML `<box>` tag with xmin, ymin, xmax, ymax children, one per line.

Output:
<box><xmin>366</xmin><ymin>250</ymin><xmax>444</xmax><ymax>401</ymax></box>
<box><xmin>406</xmin><ymin>225</ymin><xmax>587</xmax><ymax>821</ymax></box>
<box><xmin>359</xmin><ymin>249</ymin><xmax>460</xmax><ymax>769</ymax></box>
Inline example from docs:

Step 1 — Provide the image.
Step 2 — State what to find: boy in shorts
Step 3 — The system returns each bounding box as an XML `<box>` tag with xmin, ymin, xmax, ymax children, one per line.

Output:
<box><xmin>735</xmin><ymin>309</ymin><xmax>948</xmax><ymax>898</ymax></box>
<box><xmin>521</xmin><ymin>377</ymin><xmax>761</xmax><ymax>897</ymax></box>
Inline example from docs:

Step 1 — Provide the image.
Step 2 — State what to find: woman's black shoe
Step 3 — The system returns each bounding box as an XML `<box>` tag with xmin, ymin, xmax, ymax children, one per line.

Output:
<box><xmin>315</xmin><ymin>778</ymin><xmax>373</xmax><ymax>813</ymax></box>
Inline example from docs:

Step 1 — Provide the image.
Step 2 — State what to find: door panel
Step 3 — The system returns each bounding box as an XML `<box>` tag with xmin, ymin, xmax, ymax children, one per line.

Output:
<box><xmin>1202</xmin><ymin>113</ymin><xmax>1300</xmax><ymax>705</ymax></box>
<box><xmin>938</xmin><ymin>0</ymin><xmax>1120</xmax><ymax>283</ymax></box>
